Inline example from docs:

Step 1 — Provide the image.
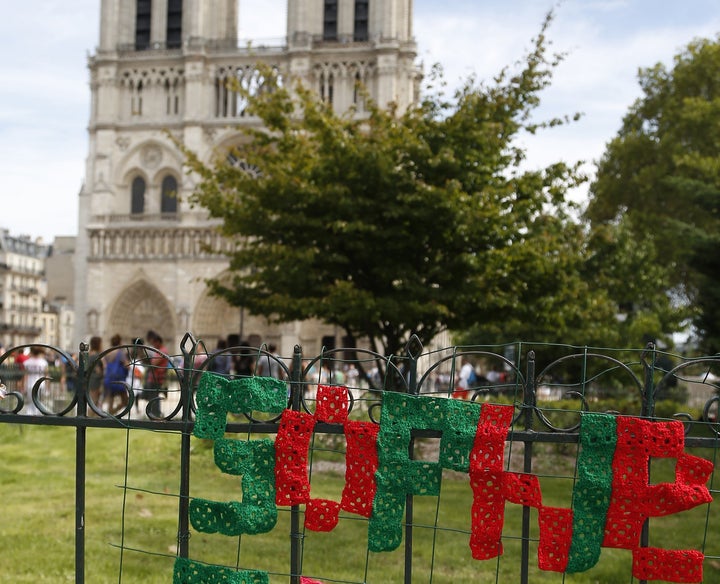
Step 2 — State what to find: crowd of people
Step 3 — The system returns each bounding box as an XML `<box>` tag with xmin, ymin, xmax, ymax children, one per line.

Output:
<box><xmin>95</xmin><ymin>330</ymin><xmax>170</xmax><ymax>416</ymax></box>
<box><xmin>1</xmin><ymin>336</ymin><xmax>510</xmax><ymax>415</ymax></box>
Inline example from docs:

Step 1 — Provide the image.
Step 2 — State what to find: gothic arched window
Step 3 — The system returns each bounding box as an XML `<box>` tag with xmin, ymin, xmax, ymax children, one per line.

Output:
<box><xmin>323</xmin><ymin>0</ymin><xmax>338</xmax><ymax>41</ymax></box>
<box><xmin>319</xmin><ymin>71</ymin><xmax>334</xmax><ymax>106</ymax></box>
<box><xmin>131</xmin><ymin>176</ymin><xmax>146</xmax><ymax>215</ymax></box>
<box><xmin>161</xmin><ymin>175</ymin><xmax>178</xmax><ymax>213</ymax></box>
<box><xmin>135</xmin><ymin>0</ymin><xmax>151</xmax><ymax>50</ymax></box>
<box><xmin>167</xmin><ymin>0</ymin><xmax>183</xmax><ymax>49</ymax></box>
<box><xmin>354</xmin><ymin>1</ymin><xmax>369</xmax><ymax>41</ymax></box>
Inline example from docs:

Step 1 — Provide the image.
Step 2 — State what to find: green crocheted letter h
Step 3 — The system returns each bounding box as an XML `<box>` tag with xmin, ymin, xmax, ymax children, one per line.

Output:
<box><xmin>566</xmin><ymin>412</ymin><xmax>616</xmax><ymax>572</ymax></box>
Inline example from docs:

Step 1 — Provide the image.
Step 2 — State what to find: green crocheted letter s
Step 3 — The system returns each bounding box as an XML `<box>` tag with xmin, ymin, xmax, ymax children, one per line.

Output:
<box><xmin>190</xmin><ymin>373</ymin><xmax>285</xmax><ymax>536</ymax></box>
<box><xmin>189</xmin><ymin>437</ymin><xmax>278</xmax><ymax>536</ymax></box>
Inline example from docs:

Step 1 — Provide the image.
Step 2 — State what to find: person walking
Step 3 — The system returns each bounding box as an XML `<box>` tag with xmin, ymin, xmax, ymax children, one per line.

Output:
<box><xmin>103</xmin><ymin>334</ymin><xmax>129</xmax><ymax>414</ymax></box>
<box><xmin>87</xmin><ymin>336</ymin><xmax>104</xmax><ymax>414</ymax></box>
<box><xmin>125</xmin><ymin>338</ymin><xmax>146</xmax><ymax>416</ymax></box>
<box><xmin>145</xmin><ymin>330</ymin><xmax>169</xmax><ymax>418</ymax></box>
<box><xmin>453</xmin><ymin>357</ymin><xmax>477</xmax><ymax>400</ymax></box>
<box><xmin>208</xmin><ymin>339</ymin><xmax>232</xmax><ymax>377</ymax></box>
<box><xmin>23</xmin><ymin>347</ymin><xmax>48</xmax><ymax>415</ymax></box>
<box><xmin>256</xmin><ymin>344</ymin><xmax>282</xmax><ymax>379</ymax></box>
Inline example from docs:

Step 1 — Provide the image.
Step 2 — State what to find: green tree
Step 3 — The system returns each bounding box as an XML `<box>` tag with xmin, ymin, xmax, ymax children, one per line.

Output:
<box><xmin>586</xmin><ymin>35</ymin><xmax>720</xmax><ymax>351</ymax></box>
<box><xmin>184</xmin><ymin>14</ymin><xmax>604</xmax><ymax>377</ymax></box>
<box><xmin>583</xmin><ymin>217</ymin><xmax>687</xmax><ymax>348</ymax></box>
<box><xmin>458</xmin><ymin>216</ymin><xmax>686</xmax><ymax>363</ymax></box>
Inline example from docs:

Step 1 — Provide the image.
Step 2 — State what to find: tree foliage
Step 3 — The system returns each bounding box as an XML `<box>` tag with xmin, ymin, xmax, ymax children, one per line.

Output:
<box><xmin>184</xmin><ymin>14</ymin><xmax>640</xmax><ymax>366</ymax></box>
<box><xmin>586</xmin><ymin>35</ymin><xmax>720</xmax><ymax>351</ymax></box>
<box><xmin>459</xmin><ymin>214</ymin><xmax>686</xmax><ymax>353</ymax></box>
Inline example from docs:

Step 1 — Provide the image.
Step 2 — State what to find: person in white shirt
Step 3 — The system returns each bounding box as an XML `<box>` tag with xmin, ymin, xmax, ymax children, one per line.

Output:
<box><xmin>454</xmin><ymin>358</ymin><xmax>477</xmax><ymax>399</ymax></box>
<box><xmin>23</xmin><ymin>347</ymin><xmax>48</xmax><ymax>415</ymax></box>
<box><xmin>256</xmin><ymin>344</ymin><xmax>283</xmax><ymax>379</ymax></box>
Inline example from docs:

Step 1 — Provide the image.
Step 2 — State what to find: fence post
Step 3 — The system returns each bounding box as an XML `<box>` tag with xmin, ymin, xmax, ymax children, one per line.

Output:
<box><xmin>641</xmin><ymin>341</ymin><xmax>657</xmax><ymax>418</ymax></box>
<box><xmin>520</xmin><ymin>350</ymin><xmax>536</xmax><ymax>584</ymax></box>
<box><xmin>289</xmin><ymin>345</ymin><xmax>303</xmax><ymax>584</ymax></box>
<box><xmin>75</xmin><ymin>342</ymin><xmax>89</xmax><ymax>584</ymax></box>
<box><xmin>404</xmin><ymin>336</ymin><xmax>422</xmax><ymax>584</ymax></box>
<box><xmin>176</xmin><ymin>334</ymin><xmax>196</xmax><ymax>561</ymax></box>
<box><xmin>639</xmin><ymin>342</ymin><xmax>657</xmax><ymax>584</ymax></box>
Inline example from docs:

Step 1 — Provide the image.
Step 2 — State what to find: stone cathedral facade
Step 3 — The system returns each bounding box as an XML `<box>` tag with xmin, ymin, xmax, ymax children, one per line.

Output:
<box><xmin>74</xmin><ymin>0</ymin><xmax>419</xmax><ymax>354</ymax></box>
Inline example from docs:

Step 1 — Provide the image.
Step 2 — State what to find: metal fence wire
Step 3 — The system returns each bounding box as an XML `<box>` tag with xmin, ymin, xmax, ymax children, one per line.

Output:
<box><xmin>0</xmin><ymin>334</ymin><xmax>719</xmax><ymax>583</ymax></box>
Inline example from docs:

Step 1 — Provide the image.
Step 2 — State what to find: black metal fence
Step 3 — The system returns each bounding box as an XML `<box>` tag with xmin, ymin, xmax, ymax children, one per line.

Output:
<box><xmin>0</xmin><ymin>335</ymin><xmax>719</xmax><ymax>583</ymax></box>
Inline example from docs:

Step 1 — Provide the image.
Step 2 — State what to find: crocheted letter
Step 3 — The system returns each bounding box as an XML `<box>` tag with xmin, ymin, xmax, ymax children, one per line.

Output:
<box><xmin>564</xmin><ymin>413</ymin><xmax>616</xmax><ymax>573</ymax></box>
<box><xmin>173</xmin><ymin>557</ymin><xmax>268</xmax><ymax>584</ymax></box>
<box><xmin>469</xmin><ymin>404</ymin><xmax>543</xmax><ymax>561</ymax></box>
<box><xmin>603</xmin><ymin>417</ymin><xmax>712</xmax><ymax>583</ymax></box>
<box><xmin>191</xmin><ymin>373</ymin><xmax>288</xmax><ymax>536</ymax></box>
<box><xmin>275</xmin><ymin>385</ymin><xmax>379</xmax><ymax>532</ymax></box>
<box><xmin>369</xmin><ymin>392</ymin><xmax>482</xmax><ymax>552</ymax></box>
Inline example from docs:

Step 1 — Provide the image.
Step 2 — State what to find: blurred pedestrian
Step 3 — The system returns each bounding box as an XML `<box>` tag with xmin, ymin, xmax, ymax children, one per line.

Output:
<box><xmin>126</xmin><ymin>338</ymin><xmax>145</xmax><ymax>415</ymax></box>
<box><xmin>23</xmin><ymin>346</ymin><xmax>48</xmax><ymax>415</ymax></box>
<box><xmin>453</xmin><ymin>357</ymin><xmax>476</xmax><ymax>400</ymax></box>
<box><xmin>256</xmin><ymin>344</ymin><xmax>282</xmax><ymax>378</ymax></box>
<box><xmin>208</xmin><ymin>339</ymin><xmax>232</xmax><ymax>377</ymax></box>
<box><xmin>87</xmin><ymin>336</ymin><xmax>104</xmax><ymax>413</ymax></box>
<box><xmin>145</xmin><ymin>330</ymin><xmax>169</xmax><ymax>418</ymax></box>
<box><xmin>103</xmin><ymin>334</ymin><xmax>129</xmax><ymax>414</ymax></box>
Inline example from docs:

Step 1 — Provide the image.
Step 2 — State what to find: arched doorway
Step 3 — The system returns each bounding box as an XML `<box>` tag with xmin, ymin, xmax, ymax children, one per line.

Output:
<box><xmin>106</xmin><ymin>280</ymin><xmax>176</xmax><ymax>348</ymax></box>
<box><xmin>191</xmin><ymin>285</ymin><xmax>269</xmax><ymax>348</ymax></box>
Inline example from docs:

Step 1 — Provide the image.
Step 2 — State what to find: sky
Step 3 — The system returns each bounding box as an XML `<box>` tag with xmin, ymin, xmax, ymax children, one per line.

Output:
<box><xmin>0</xmin><ymin>0</ymin><xmax>718</xmax><ymax>243</ymax></box>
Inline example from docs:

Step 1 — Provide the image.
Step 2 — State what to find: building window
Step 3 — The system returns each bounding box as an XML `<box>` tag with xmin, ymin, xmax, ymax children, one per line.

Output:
<box><xmin>167</xmin><ymin>0</ymin><xmax>183</xmax><ymax>49</ymax></box>
<box><xmin>135</xmin><ymin>0</ymin><xmax>152</xmax><ymax>51</ymax></box>
<box><xmin>131</xmin><ymin>176</ymin><xmax>146</xmax><ymax>214</ymax></box>
<box><xmin>319</xmin><ymin>71</ymin><xmax>334</xmax><ymax>106</ymax></box>
<box><xmin>227</xmin><ymin>152</ymin><xmax>261</xmax><ymax>177</ymax></box>
<box><xmin>353</xmin><ymin>71</ymin><xmax>363</xmax><ymax>107</ymax></box>
<box><xmin>323</xmin><ymin>0</ymin><xmax>338</xmax><ymax>41</ymax></box>
<box><xmin>165</xmin><ymin>78</ymin><xmax>181</xmax><ymax>115</ymax></box>
<box><xmin>354</xmin><ymin>1</ymin><xmax>369</xmax><ymax>42</ymax></box>
<box><xmin>161</xmin><ymin>175</ymin><xmax>178</xmax><ymax>213</ymax></box>
<box><xmin>131</xmin><ymin>80</ymin><xmax>144</xmax><ymax>116</ymax></box>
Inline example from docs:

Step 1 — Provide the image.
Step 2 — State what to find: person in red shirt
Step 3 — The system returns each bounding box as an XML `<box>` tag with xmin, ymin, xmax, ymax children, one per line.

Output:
<box><xmin>15</xmin><ymin>348</ymin><xmax>29</xmax><ymax>370</ymax></box>
<box><xmin>145</xmin><ymin>330</ymin><xmax>169</xmax><ymax>418</ymax></box>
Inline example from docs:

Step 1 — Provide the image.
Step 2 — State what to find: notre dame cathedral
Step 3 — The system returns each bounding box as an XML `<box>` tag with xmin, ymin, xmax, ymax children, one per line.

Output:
<box><xmin>73</xmin><ymin>0</ymin><xmax>419</xmax><ymax>354</ymax></box>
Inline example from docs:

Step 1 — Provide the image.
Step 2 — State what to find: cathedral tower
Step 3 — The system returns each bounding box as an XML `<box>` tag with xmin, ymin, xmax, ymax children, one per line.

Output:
<box><xmin>74</xmin><ymin>0</ymin><xmax>418</xmax><ymax>353</ymax></box>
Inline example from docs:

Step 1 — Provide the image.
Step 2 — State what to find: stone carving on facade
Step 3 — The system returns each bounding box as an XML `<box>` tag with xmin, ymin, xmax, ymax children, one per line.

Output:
<box><xmin>88</xmin><ymin>228</ymin><xmax>231</xmax><ymax>261</ymax></box>
<box><xmin>94</xmin><ymin>155</ymin><xmax>111</xmax><ymax>191</ymax></box>
<box><xmin>177</xmin><ymin>308</ymin><xmax>190</xmax><ymax>332</ymax></box>
<box><xmin>141</xmin><ymin>144</ymin><xmax>163</xmax><ymax>169</ymax></box>
<box><xmin>87</xmin><ymin>310</ymin><xmax>99</xmax><ymax>334</ymax></box>
<box><xmin>203</xmin><ymin>127</ymin><xmax>217</xmax><ymax>142</ymax></box>
<box><xmin>116</xmin><ymin>136</ymin><xmax>131</xmax><ymax>151</ymax></box>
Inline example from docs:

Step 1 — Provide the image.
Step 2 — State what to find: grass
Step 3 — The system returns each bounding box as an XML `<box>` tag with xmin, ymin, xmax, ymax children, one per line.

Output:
<box><xmin>0</xmin><ymin>422</ymin><xmax>717</xmax><ymax>583</ymax></box>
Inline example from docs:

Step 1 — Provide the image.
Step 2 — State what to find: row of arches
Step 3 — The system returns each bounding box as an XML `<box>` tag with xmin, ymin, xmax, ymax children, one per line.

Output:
<box><xmin>101</xmin><ymin>277</ymin><xmax>270</xmax><ymax>351</ymax></box>
<box><xmin>120</xmin><ymin>68</ymin><xmax>185</xmax><ymax>118</ymax></box>
<box><xmin>212</xmin><ymin>60</ymin><xmax>376</xmax><ymax>118</ymax></box>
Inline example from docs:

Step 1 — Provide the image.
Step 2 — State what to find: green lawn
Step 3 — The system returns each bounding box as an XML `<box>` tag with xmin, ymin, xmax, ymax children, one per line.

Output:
<box><xmin>0</xmin><ymin>423</ymin><xmax>717</xmax><ymax>583</ymax></box>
